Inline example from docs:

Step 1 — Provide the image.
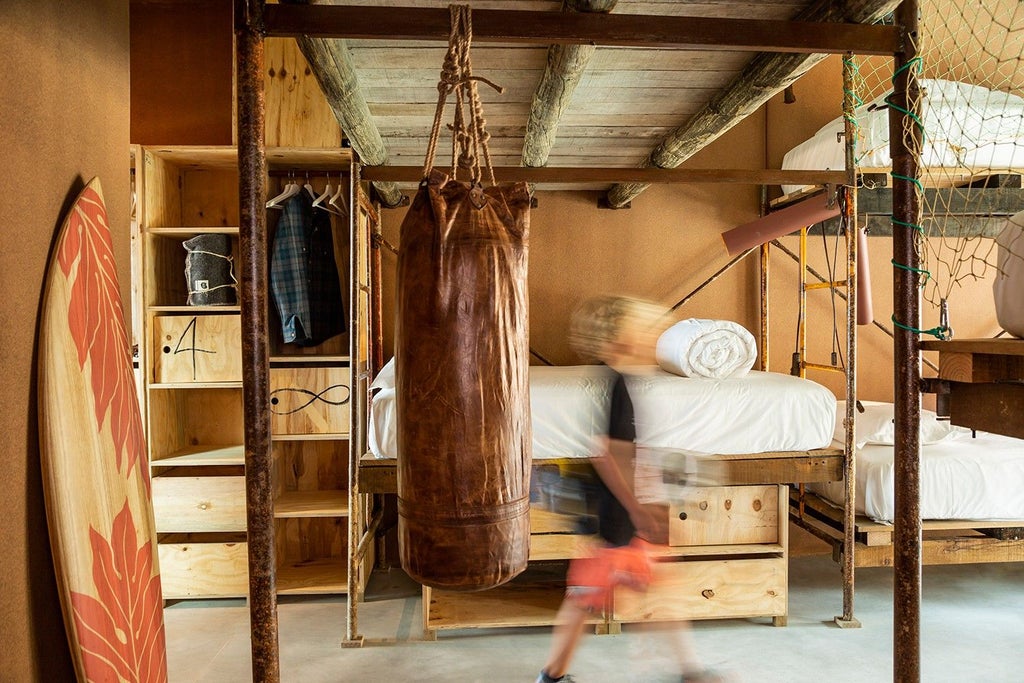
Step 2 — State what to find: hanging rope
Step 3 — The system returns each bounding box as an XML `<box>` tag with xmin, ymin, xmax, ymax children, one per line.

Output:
<box><xmin>422</xmin><ymin>4</ymin><xmax>504</xmax><ymax>186</ymax></box>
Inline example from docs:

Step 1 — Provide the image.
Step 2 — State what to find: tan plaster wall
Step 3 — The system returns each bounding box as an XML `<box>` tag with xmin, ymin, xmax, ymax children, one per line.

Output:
<box><xmin>0</xmin><ymin>1</ymin><xmax>130</xmax><ymax>680</ymax></box>
<box><xmin>378</xmin><ymin>114</ymin><xmax>768</xmax><ymax>366</ymax></box>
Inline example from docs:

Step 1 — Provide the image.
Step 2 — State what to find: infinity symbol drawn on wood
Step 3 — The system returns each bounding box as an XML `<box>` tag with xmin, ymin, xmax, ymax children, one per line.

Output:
<box><xmin>269</xmin><ymin>383</ymin><xmax>351</xmax><ymax>415</ymax></box>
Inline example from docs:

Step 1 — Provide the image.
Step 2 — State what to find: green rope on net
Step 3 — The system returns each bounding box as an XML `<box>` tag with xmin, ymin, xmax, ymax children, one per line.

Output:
<box><xmin>890</xmin><ymin>258</ymin><xmax>931</xmax><ymax>279</ymax></box>
<box><xmin>890</xmin><ymin>315</ymin><xmax>950</xmax><ymax>340</ymax></box>
<box><xmin>892</xmin><ymin>56</ymin><xmax>923</xmax><ymax>80</ymax></box>
<box><xmin>890</xmin><ymin>172</ymin><xmax>924</xmax><ymax>195</ymax></box>
<box><xmin>891</xmin><ymin>216</ymin><xmax>925</xmax><ymax>236</ymax></box>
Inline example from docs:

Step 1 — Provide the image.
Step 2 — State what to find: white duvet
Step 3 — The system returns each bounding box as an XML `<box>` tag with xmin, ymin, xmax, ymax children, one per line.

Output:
<box><xmin>782</xmin><ymin>79</ymin><xmax>1024</xmax><ymax>194</ymax></box>
<box><xmin>656</xmin><ymin>318</ymin><xmax>757</xmax><ymax>379</ymax></box>
<box><xmin>368</xmin><ymin>361</ymin><xmax>836</xmax><ymax>460</ymax></box>
<box><xmin>812</xmin><ymin>431</ymin><xmax>1024</xmax><ymax>522</ymax></box>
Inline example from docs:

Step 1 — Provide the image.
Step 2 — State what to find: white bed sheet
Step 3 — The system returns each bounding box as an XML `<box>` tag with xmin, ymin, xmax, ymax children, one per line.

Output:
<box><xmin>368</xmin><ymin>362</ymin><xmax>836</xmax><ymax>460</ymax></box>
<box><xmin>811</xmin><ymin>431</ymin><xmax>1024</xmax><ymax>522</ymax></box>
<box><xmin>781</xmin><ymin>79</ymin><xmax>1024</xmax><ymax>194</ymax></box>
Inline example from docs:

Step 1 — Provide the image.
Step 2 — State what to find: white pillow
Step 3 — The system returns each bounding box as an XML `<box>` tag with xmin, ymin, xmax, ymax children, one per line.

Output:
<box><xmin>833</xmin><ymin>400</ymin><xmax>966</xmax><ymax>447</ymax></box>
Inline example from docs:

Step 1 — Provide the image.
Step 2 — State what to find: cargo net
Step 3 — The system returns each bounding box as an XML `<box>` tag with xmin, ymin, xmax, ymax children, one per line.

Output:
<box><xmin>851</xmin><ymin>2</ymin><xmax>1024</xmax><ymax>338</ymax></box>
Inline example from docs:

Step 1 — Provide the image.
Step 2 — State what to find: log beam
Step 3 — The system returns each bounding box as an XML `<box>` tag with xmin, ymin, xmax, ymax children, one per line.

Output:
<box><xmin>605</xmin><ymin>0</ymin><xmax>902</xmax><ymax>208</ymax></box>
<box><xmin>522</xmin><ymin>0</ymin><xmax>617</xmax><ymax>168</ymax></box>
<box><xmin>280</xmin><ymin>1</ymin><xmax>404</xmax><ymax>207</ymax></box>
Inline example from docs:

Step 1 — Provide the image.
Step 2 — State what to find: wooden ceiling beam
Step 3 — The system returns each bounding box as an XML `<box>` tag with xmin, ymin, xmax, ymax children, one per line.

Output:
<box><xmin>605</xmin><ymin>0</ymin><xmax>903</xmax><ymax>208</ymax></box>
<box><xmin>361</xmin><ymin>166</ymin><xmax>848</xmax><ymax>187</ymax></box>
<box><xmin>263</xmin><ymin>4</ymin><xmax>900</xmax><ymax>55</ymax></box>
<box><xmin>280</xmin><ymin>1</ymin><xmax>404</xmax><ymax>207</ymax></box>
<box><xmin>522</xmin><ymin>0</ymin><xmax>618</xmax><ymax>169</ymax></box>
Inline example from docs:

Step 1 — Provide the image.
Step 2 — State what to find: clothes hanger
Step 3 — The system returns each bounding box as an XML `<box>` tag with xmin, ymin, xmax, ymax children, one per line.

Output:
<box><xmin>303</xmin><ymin>172</ymin><xmax>318</xmax><ymax>200</ymax></box>
<box><xmin>266</xmin><ymin>172</ymin><xmax>300</xmax><ymax>209</ymax></box>
<box><xmin>312</xmin><ymin>175</ymin><xmax>337</xmax><ymax>213</ymax></box>
<box><xmin>328</xmin><ymin>173</ymin><xmax>349</xmax><ymax>215</ymax></box>
<box><xmin>313</xmin><ymin>173</ymin><xmax>345</xmax><ymax>216</ymax></box>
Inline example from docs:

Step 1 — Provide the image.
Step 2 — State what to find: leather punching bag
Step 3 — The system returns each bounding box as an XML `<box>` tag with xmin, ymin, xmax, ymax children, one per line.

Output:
<box><xmin>395</xmin><ymin>170</ymin><xmax>532</xmax><ymax>591</ymax></box>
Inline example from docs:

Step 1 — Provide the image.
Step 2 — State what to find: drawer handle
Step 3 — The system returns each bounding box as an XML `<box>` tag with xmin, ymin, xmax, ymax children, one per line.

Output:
<box><xmin>701</xmin><ymin>589</ymin><xmax>715</xmax><ymax>600</ymax></box>
<box><xmin>198</xmin><ymin>502</ymin><xmax>210</xmax><ymax>511</ymax></box>
<box><xmin>678</xmin><ymin>511</ymin><xmax>688</xmax><ymax>521</ymax></box>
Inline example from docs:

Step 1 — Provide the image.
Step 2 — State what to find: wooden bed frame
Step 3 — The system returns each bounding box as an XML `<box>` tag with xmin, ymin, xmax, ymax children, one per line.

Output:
<box><xmin>229</xmin><ymin>2</ymin><xmax>969</xmax><ymax>679</ymax></box>
<box><xmin>360</xmin><ymin>449</ymin><xmax>843</xmax><ymax>637</ymax></box>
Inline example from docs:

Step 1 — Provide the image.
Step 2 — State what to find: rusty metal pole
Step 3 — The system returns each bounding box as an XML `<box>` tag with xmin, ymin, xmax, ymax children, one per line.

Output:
<box><xmin>235</xmin><ymin>0</ymin><xmax>280</xmax><ymax>680</ymax></box>
<box><xmin>891</xmin><ymin>1</ymin><xmax>922</xmax><ymax>680</ymax></box>
<box><xmin>836</xmin><ymin>53</ymin><xmax>861</xmax><ymax>629</ymax></box>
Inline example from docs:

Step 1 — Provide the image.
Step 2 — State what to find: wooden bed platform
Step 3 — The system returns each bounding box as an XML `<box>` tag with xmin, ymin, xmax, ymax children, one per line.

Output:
<box><xmin>791</xmin><ymin>489</ymin><xmax>1024</xmax><ymax>567</ymax></box>
<box><xmin>358</xmin><ymin>447</ymin><xmax>844</xmax><ymax>495</ymax></box>
<box><xmin>359</xmin><ymin>448</ymin><xmax>842</xmax><ymax>637</ymax></box>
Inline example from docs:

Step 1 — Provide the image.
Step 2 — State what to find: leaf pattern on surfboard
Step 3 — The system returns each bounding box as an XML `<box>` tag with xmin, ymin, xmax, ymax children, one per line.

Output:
<box><xmin>70</xmin><ymin>501</ymin><xmax>168</xmax><ymax>683</ymax></box>
<box><xmin>57</xmin><ymin>182</ymin><xmax>147</xmax><ymax>484</ymax></box>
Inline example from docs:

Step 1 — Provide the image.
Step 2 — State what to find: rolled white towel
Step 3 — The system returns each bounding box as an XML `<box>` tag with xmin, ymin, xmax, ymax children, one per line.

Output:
<box><xmin>656</xmin><ymin>318</ymin><xmax>757</xmax><ymax>379</ymax></box>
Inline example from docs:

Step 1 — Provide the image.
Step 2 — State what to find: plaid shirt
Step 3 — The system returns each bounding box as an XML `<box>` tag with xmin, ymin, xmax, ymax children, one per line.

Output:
<box><xmin>270</xmin><ymin>191</ymin><xmax>345</xmax><ymax>346</ymax></box>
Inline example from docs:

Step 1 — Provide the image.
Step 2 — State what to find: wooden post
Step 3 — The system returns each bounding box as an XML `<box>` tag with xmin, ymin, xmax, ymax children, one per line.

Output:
<box><xmin>836</xmin><ymin>54</ymin><xmax>861</xmax><ymax>629</ymax></box>
<box><xmin>235</xmin><ymin>0</ymin><xmax>280</xmax><ymax>681</ymax></box>
<box><xmin>891</xmin><ymin>0</ymin><xmax>922</xmax><ymax>680</ymax></box>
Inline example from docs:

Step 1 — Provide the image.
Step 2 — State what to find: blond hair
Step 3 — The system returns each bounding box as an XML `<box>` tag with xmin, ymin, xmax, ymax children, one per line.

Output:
<box><xmin>569</xmin><ymin>295</ymin><xmax>669</xmax><ymax>362</ymax></box>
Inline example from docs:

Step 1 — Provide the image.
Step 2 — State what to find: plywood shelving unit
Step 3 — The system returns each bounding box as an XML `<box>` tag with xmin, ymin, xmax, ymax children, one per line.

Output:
<box><xmin>137</xmin><ymin>144</ymin><xmax>372</xmax><ymax>599</ymax></box>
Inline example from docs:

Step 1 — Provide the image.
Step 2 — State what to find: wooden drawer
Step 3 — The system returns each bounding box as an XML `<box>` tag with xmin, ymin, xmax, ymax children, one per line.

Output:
<box><xmin>152</xmin><ymin>314</ymin><xmax>241</xmax><ymax>383</ymax></box>
<box><xmin>270</xmin><ymin>366</ymin><xmax>351</xmax><ymax>436</ymax></box>
<box><xmin>152</xmin><ymin>475</ymin><xmax>247</xmax><ymax>532</ymax></box>
<box><xmin>668</xmin><ymin>485</ymin><xmax>779</xmax><ymax>546</ymax></box>
<box><xmin>158</xmin><ymin>537</ymin><xmax>248</xmax><ymax>599</ymax></box>
<box><xmin>613</xmin><ymin>557</ymin><xmax>786</xmax><ymax>622</ymax></box>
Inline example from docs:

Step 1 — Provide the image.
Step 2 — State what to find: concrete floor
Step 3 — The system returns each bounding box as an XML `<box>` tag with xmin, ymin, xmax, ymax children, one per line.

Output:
<box><xmin>164</xmin><ymin>539</ymin><xmax>1024</xmax><ymax>682</ymax></box>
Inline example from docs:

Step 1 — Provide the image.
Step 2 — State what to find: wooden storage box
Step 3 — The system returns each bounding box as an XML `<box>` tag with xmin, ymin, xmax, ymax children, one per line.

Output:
<box><xmin>152</xmin><ymin>475</ymin><xmax>247</xmax><ymax>533</ymax></box>
<box><xmin>158</xmin><ymin>534</ymin><xmax>249</xmax><ymax>599</ymax></box>
<box><xmin>668</xmin><ymin>485</ymin><xmax>779</xmax><ymax>546</ymax></box>
<box><xmin>152</xmin><ymin>314</ymin><xmax>241</xmax><ymax>383</ymax></box>
<box><xmin>613</xmin><ymin>556</ymin><xmax>787</xmax><ymax>622</ymax></box>
<box><xmin>270</xmin><ymin>366</ymin><xmax>351</xmax><ymax>436</ymax></box>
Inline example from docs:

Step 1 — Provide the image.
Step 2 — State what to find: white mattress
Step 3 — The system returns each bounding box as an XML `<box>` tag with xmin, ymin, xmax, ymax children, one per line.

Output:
<box><xmin>781</xmin><ymin>79</ymin><xmax>1024</xmax><ymax>194</ymax></box>
<box><xmin>368</xmin><ymin>362</ymin><xmax>836</xmax><ymax>460</ymax></box>
<box><xmin>812</xmin><ymin>431</ymin><xmax>1024</xmax><ymax>522</ymax></box>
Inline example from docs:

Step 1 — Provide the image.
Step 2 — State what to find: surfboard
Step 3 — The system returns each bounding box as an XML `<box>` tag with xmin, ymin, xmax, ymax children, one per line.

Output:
<box><xmin>38</xmin><ymin>177</ymin><xmax>168</xmax><ymax>682</ymax></box>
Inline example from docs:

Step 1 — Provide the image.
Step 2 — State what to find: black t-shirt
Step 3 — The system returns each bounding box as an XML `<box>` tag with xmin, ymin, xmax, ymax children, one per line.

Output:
<box><xmin>597</xmin><ymin>371</ymin><xmax>636</xmax><ymax>547</ymax></box>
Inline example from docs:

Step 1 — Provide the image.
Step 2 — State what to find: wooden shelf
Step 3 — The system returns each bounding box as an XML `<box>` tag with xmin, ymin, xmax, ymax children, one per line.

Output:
<box><xmin>148</xmin><ymin>226</ymin><xmax>239</xmax><ymax>236</ymax></box>
<box><xmin>146</xmin><ymin>145</ymin><xmax>353</xmax><ymax>171</ymax></box>
<box><xmin>271</xmin><ymin>432</ymin><xmax>349</xmax><ymax>442</ymax></box>
<box><xmin>274</xmin><ymin>490</ymin><xmax>348</xmax><ymax>518</ymax></box>
<box><xmin>270</xmin><ymin>355</ymin><xmax>351</xmax><ymax>366</ymax></box>
<box><xmin>148</xmin><ymin>305</ymin><xmax>241</xmax><ymax>314</ymax></box>
<box><xmin>149</xmin><ymin>381</ymin><xmax>243</xmax><ymax>389</ymax></box>
<box><xmin>277</xmin><ymin>557</ymin><xmax>347</xmax><ymax>595</ymax></box>
<box><xmin>152</xmin><ymin>444</ymin><xmax>245</xmax><ymax>467</ymax></box>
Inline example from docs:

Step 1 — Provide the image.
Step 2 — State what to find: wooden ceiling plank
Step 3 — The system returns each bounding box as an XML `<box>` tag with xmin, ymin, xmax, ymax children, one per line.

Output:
<box><xmin>606</xmin><ymin>0</ymin><xmax>903</xmax><ymax>207</ymax></box>
<box><xmin>263</xmin><ymin>4</ymin><xmax>900</xmax><ymax>55</ymax></box>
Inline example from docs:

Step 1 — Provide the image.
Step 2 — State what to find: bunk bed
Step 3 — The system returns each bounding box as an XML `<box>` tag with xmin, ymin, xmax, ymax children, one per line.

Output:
<box><xmin>795</xmin><ymin>400</ymin><xmax>1024</xmax><ymax>566</ymax></box>
<box><xmin>780</xmin><ymin>74</ymin><xmax>1024</xmax><ymax>570</ymax></box>
<box><xmin>231</xmin><ymin>1</ymin><xmax>929</xmax><ymax>680</ymax></box>
<box><xmin>365</xmin><ymin>357</ymin><xmax>843</xmax><ymax>636</ymax></box>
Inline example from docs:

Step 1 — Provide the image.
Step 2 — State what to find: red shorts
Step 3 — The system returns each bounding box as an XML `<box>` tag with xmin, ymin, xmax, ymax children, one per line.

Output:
<box><xmin>565</xmin><ymin>538</ymin><xmax>653</xmax><ymax>611</ymax></box>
